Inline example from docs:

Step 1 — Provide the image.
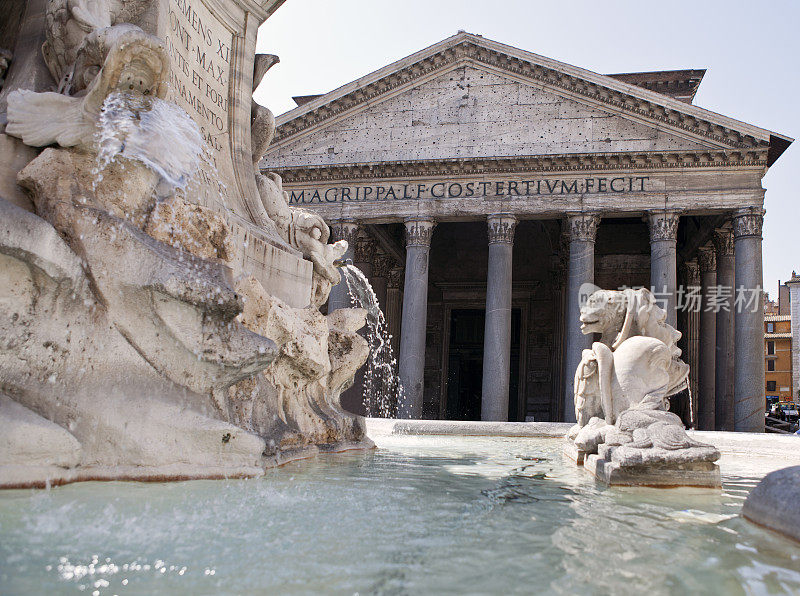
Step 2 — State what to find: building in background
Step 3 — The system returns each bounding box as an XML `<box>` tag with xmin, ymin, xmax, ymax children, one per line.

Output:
<box><xmin>263</xmin><ymin>32</ymin><xmax>793</xmax><ymax>430</ymax></box>
<box><xmin>765</xmin><ymin>272</ymin><xmax>800</xmax><ymax>403</ymax></box>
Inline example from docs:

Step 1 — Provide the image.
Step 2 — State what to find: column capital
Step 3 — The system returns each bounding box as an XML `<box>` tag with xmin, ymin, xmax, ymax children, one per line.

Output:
<box><xmin>566</xmin><ymin>212</ymin><xmax>601</xmax><ymax>242</ymax></box>
<box><xmin>387</xmin><ymin>267</ymin><xmax>404</xmax><ymax>289</ymax></box>
<box><xmin>404</xmin><ymin>217</ymin><xmax>436</xmax><ymax>247</ymax></box>
<box><xmin>712</xmin><ymin>228</ymin><xmax>734</xmax><ymax>256</ymax></box>
<box><xmin>330</xmin><ymin>219</ymin><xmax>360</xmax><ymax>245</ymax></box>
<box><xmin>698</xmin><ymin>245</ymin><xmax>716</xmax><ymax>273</ymax></box>
<box><xmin>684</xmin><ymin>259</ymin><xmax>700</xmax><ymax>286</ymax></box>
<box><xmin>486</xmin><ymin>213</ymin><xmax>518</xmax><ymax>244</ymax></box>
<box><xmin>647</xmin><ymin>210</ymin><xmax>681</xmax><ymax>242</ymax></box>
<box><xmin>732</xmin><ymin>208</ymin><xmax>765</xmax><ymax>240</ymax></box>
<box><xmin>353</xmin><ymin>235</ymin><xmax>376</xmax><ymax>263</ymax></box>
<box><xmin>372</xmin><ymin>254</ymin><xmax>395</xmax><ymax>278</ymax></box>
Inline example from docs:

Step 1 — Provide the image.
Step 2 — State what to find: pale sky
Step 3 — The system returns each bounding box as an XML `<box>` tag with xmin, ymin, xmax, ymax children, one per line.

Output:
<box><xmin>255</xmin><ymin>0</ymin><xmax>798</xmax><ymax>299</ymax></box>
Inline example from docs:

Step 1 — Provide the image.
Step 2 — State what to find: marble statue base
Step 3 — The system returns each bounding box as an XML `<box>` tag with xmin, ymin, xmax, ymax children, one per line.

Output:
<box><xmin>562</xmin><ymin>440</ymin><xmax>586</xmax><ymax>465</ymax></box>
<box><xmin>584</xmin><ymin>443</ymin><xmax>721</xmax><ymax>488</ymax></box>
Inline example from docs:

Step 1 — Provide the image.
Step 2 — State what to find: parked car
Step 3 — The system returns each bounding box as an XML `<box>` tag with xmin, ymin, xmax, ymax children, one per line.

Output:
<box><xmin>776</xmin><ymin>403</ymin><xmax>800</xmax><ymax>423</ymax></box>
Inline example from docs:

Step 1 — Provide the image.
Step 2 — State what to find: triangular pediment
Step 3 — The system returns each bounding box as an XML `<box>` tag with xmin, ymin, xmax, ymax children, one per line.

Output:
<box><xmin>263</xmin><ymin>33</ymin><xmax>790</xmax><ymax>169</ymax></box>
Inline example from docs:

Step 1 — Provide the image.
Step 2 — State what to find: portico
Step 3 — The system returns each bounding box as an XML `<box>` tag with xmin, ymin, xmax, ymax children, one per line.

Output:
<box><xmin>262</xmin><ymin>32</ymin><xmax>791</xmax><ymax>429</ymax></box>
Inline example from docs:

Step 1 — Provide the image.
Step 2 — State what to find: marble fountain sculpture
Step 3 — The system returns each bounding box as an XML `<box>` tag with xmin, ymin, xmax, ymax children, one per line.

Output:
<box><xmin>0</xmin><ymin>0</ymin><xmax>371</xmax><ymax>488</ymax></box>
<box><xmin>565</xmin><ymin>287</ymin><xmax>722</xmax><ymax>487</ymax></box>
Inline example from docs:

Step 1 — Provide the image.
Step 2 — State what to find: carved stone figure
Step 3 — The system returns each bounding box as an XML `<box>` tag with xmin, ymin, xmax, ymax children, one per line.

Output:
<box><xmin>255</xmin><ymin>171</ymin><xmax>347</xmax><ymax>306</ymax></box>
<box><xmin>566</xmin><ymin>288</ymin><xmax>720</xmax><ymax>487</ymax></box>
<box><xmin>0</xmin><ymin>0</ymin><xmax>371</xmax><ymax>487</ymax></box>
<box><xmin>248</xmin><ymin>53</ymin><xmax>346</xmax><ymax>307</ymax></box>
<box><xmin>8</xmin><ymin>14</ymin><xmax>169</xmax><ymax>148</ymax></box>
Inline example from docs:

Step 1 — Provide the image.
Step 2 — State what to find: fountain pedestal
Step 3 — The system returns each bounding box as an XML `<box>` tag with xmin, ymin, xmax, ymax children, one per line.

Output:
<box><xmin>585</xmin><ymin>446</ymin><xmax>721</xmax><ymax>488</ymax></box>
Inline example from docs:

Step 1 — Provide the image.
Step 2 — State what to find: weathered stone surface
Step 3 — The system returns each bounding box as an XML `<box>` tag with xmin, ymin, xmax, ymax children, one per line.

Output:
<box><xmin>0</xmin><ymin>0</ymin><xmax>375</xmax><ymax>490</ymax></box>
<box><xmin>0</xmin><ymin>134</ymin><xmax>37</xmax><ymax>211</ymax></box>
<box><xmin>146</xmin><ymin>196</ymin><xmax>236</xmax><ymax>265</ymax></box>
<box><xmin>0</xmin><ymin>198</ymin><xmax>270</xmax><ymax>487</ymax></box>
<box><xmin>266</xmin><ymin>66</ymin><xmax>712</xmax><ymax>169</ymax></box>
<box><xmin>229</xmin><ymin>275</ymin><xmax>370</xmax><ymax>453</ymax></box>
<box><xmin>742</xmin><ymin>466</ymin><xmax>800</xmax><ymax>543</ymax></box>
<box><xmin>0</xmin><ymin>394</ymin><xmax>81</xmax><ymax>469</ymax></box>
<box><xmin>382</xmin><ymin>419</ymin><xmax>573</xmax><ymax>437</ymax></box>
<box><xmin>585</xmin><ymin>453</ymin><xmax>721</xmax><ymax>488</ymax></box>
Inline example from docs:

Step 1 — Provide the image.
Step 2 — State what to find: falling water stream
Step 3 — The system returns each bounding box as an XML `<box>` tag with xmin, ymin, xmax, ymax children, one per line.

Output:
<box><xmin>339</xmin><ymin>263</ymin><xmax>404</xmax><ymax>418</ymax></box>
<box><xmin>92</xmin><ymin>91</ymin><xmax>208</xmax><ymax>197</ymax></box>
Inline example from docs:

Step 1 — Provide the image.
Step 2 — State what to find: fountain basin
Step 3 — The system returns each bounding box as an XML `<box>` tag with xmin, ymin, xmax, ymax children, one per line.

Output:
<box><xmin>1</xmin><ymin>419</ymin><xmax>799</xmax><ymax>594</ymax></box>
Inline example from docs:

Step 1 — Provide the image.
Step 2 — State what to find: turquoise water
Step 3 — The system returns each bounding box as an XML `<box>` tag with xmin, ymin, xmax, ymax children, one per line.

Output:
<box><xmin>2</xmin><ymin>434</ymin><xmax>799</xmax><ymax>595</ymax></box>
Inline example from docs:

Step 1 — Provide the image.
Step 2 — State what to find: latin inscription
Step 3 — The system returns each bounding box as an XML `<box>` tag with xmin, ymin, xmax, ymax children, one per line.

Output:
<box><xmin>286</xmin><ymin>176</ymin><xmax>651</xmax><ymax>205</ymax></box>
<box><xmin>162</xmin><ymin>0</ymin><xmax>234</xmax><ymax>207</ymax></box>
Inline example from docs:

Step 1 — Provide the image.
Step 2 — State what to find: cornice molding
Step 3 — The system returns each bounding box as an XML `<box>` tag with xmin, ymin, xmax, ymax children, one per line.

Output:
<box><xmin>271</xmin><ymin>40</ymin><xmax>769</xmax><ymax>152</ymax></box>
<box><xmin>264</xmin><ymin>149</ymin><xmax>768</xmax><ymax>184</ymax></box>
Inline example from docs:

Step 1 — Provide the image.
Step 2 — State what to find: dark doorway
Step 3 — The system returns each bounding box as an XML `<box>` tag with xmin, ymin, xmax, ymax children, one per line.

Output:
<box><xmin>445</xmin><ymin>308</ymin><xmax>521</xmax><ymax>421</ymax></box>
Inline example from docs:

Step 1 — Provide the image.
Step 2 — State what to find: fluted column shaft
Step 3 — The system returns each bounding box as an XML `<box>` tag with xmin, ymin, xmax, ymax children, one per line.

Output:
<box><xmin>398</xmin><ymin>218</ymin><xmax>436</xmax><ymax>419</ymax></box>
<box><xmin>481</xmin><ymin>214</ymin><xmax>517</xmax><ymax>421</ymax></box>
<box><xmin>698</xmin><ymin>246</ymin><xmax>717</xmax><ymax>430</ymax></box>
<box><xmin>648</xmin><ymin>210</ymin><xmax>681</xmax><ymax>328</ymax></box>
<box><xmin>733</xmin><ymin>209</ymin><xmax>765</xmax><ymax>432</ymax></box>
<box><xmin>563</xmin><ymin>213</ymin><xmax>600</xmax><ymax>423</ymax></box>
<box><xmin>713</xmin><ymin>228</ymin><xmax>735</xmax><ymax>431</ymax></box>
<box><xmin>327</xmin><ymin>220</ymin><xmax>359</xmax><ymax>313</ymax></box>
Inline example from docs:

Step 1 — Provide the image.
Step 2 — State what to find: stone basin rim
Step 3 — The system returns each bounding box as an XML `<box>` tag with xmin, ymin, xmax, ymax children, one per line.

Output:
<box><xmin>365</xmin><ymin>418</ymin><xmax>800</xmax><ymax>457</ymax></box>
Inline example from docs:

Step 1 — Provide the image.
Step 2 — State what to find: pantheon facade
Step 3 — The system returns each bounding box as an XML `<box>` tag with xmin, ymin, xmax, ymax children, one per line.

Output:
<box><xmin>262</xmin><ymin>32</ymin><xmax>792</xmax><ymax>432</ymax></box>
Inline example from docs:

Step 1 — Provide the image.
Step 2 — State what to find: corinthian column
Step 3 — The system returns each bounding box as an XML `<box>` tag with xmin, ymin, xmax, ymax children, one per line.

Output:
<box><xmin>733</xmin><ymin>208</ymin><xmax>765</xmax><ymax>432</ymax></box>
<box><xmin>481</xmin><ymin>214</ymin><xmax>518</xmax><ymax>421</ymax></box>
<box><xmin>398</xmin><ymin>218</ymin><xmax>436</xmax><ymax>419</ymax></box>
<box><xmin>563</xmin><ymin>213</ymin><xmax>600</xmax><ymax>423</ymax></box>
<box><xmin>712</xmin><ymin>228</ymin><xmax>735</xmax><ymax>431</ymax></box>
<box><xmin>647</xmin><ymin>210</ymin><xmax>681</xmax><ymax>327</ymax></box>
<box><xmin>697</xmin><ymin>246</ymin><xmax>717</xmax><ymax>430</ymax></box>
<box><xmin>327</xmin><ymin>220</ymin><xmax>359</xmax><ymax>313</ymax></box>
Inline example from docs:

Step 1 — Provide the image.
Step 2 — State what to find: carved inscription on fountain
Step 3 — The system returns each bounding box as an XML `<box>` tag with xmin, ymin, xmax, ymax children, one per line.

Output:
<box><xmin>161</xmin><ymin>0</ymin><xmax>236</xmax><ymax>213</ymax></box>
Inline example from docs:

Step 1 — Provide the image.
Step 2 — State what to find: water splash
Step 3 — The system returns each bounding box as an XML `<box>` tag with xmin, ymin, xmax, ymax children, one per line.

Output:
<box><xmin>339</xmin><ymin>264</ymin><xmax>404</xmax><ymax>418</ymax></box>
<box><xmin>92</xmin><ymin>91</ymin><xmax>205</xmax><ymax>197</ymax></box>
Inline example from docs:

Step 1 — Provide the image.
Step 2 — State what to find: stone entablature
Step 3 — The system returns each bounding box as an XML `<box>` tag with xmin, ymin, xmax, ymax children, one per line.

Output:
<box><xmin>269</xmin><ymin>166</ymin><xmax>764</xmax><ymax>223</ymax></box>
<box><xmin>269</xmin><ymin>150</ymin><xmax>769</xmax><ymax>183</ymax></box>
